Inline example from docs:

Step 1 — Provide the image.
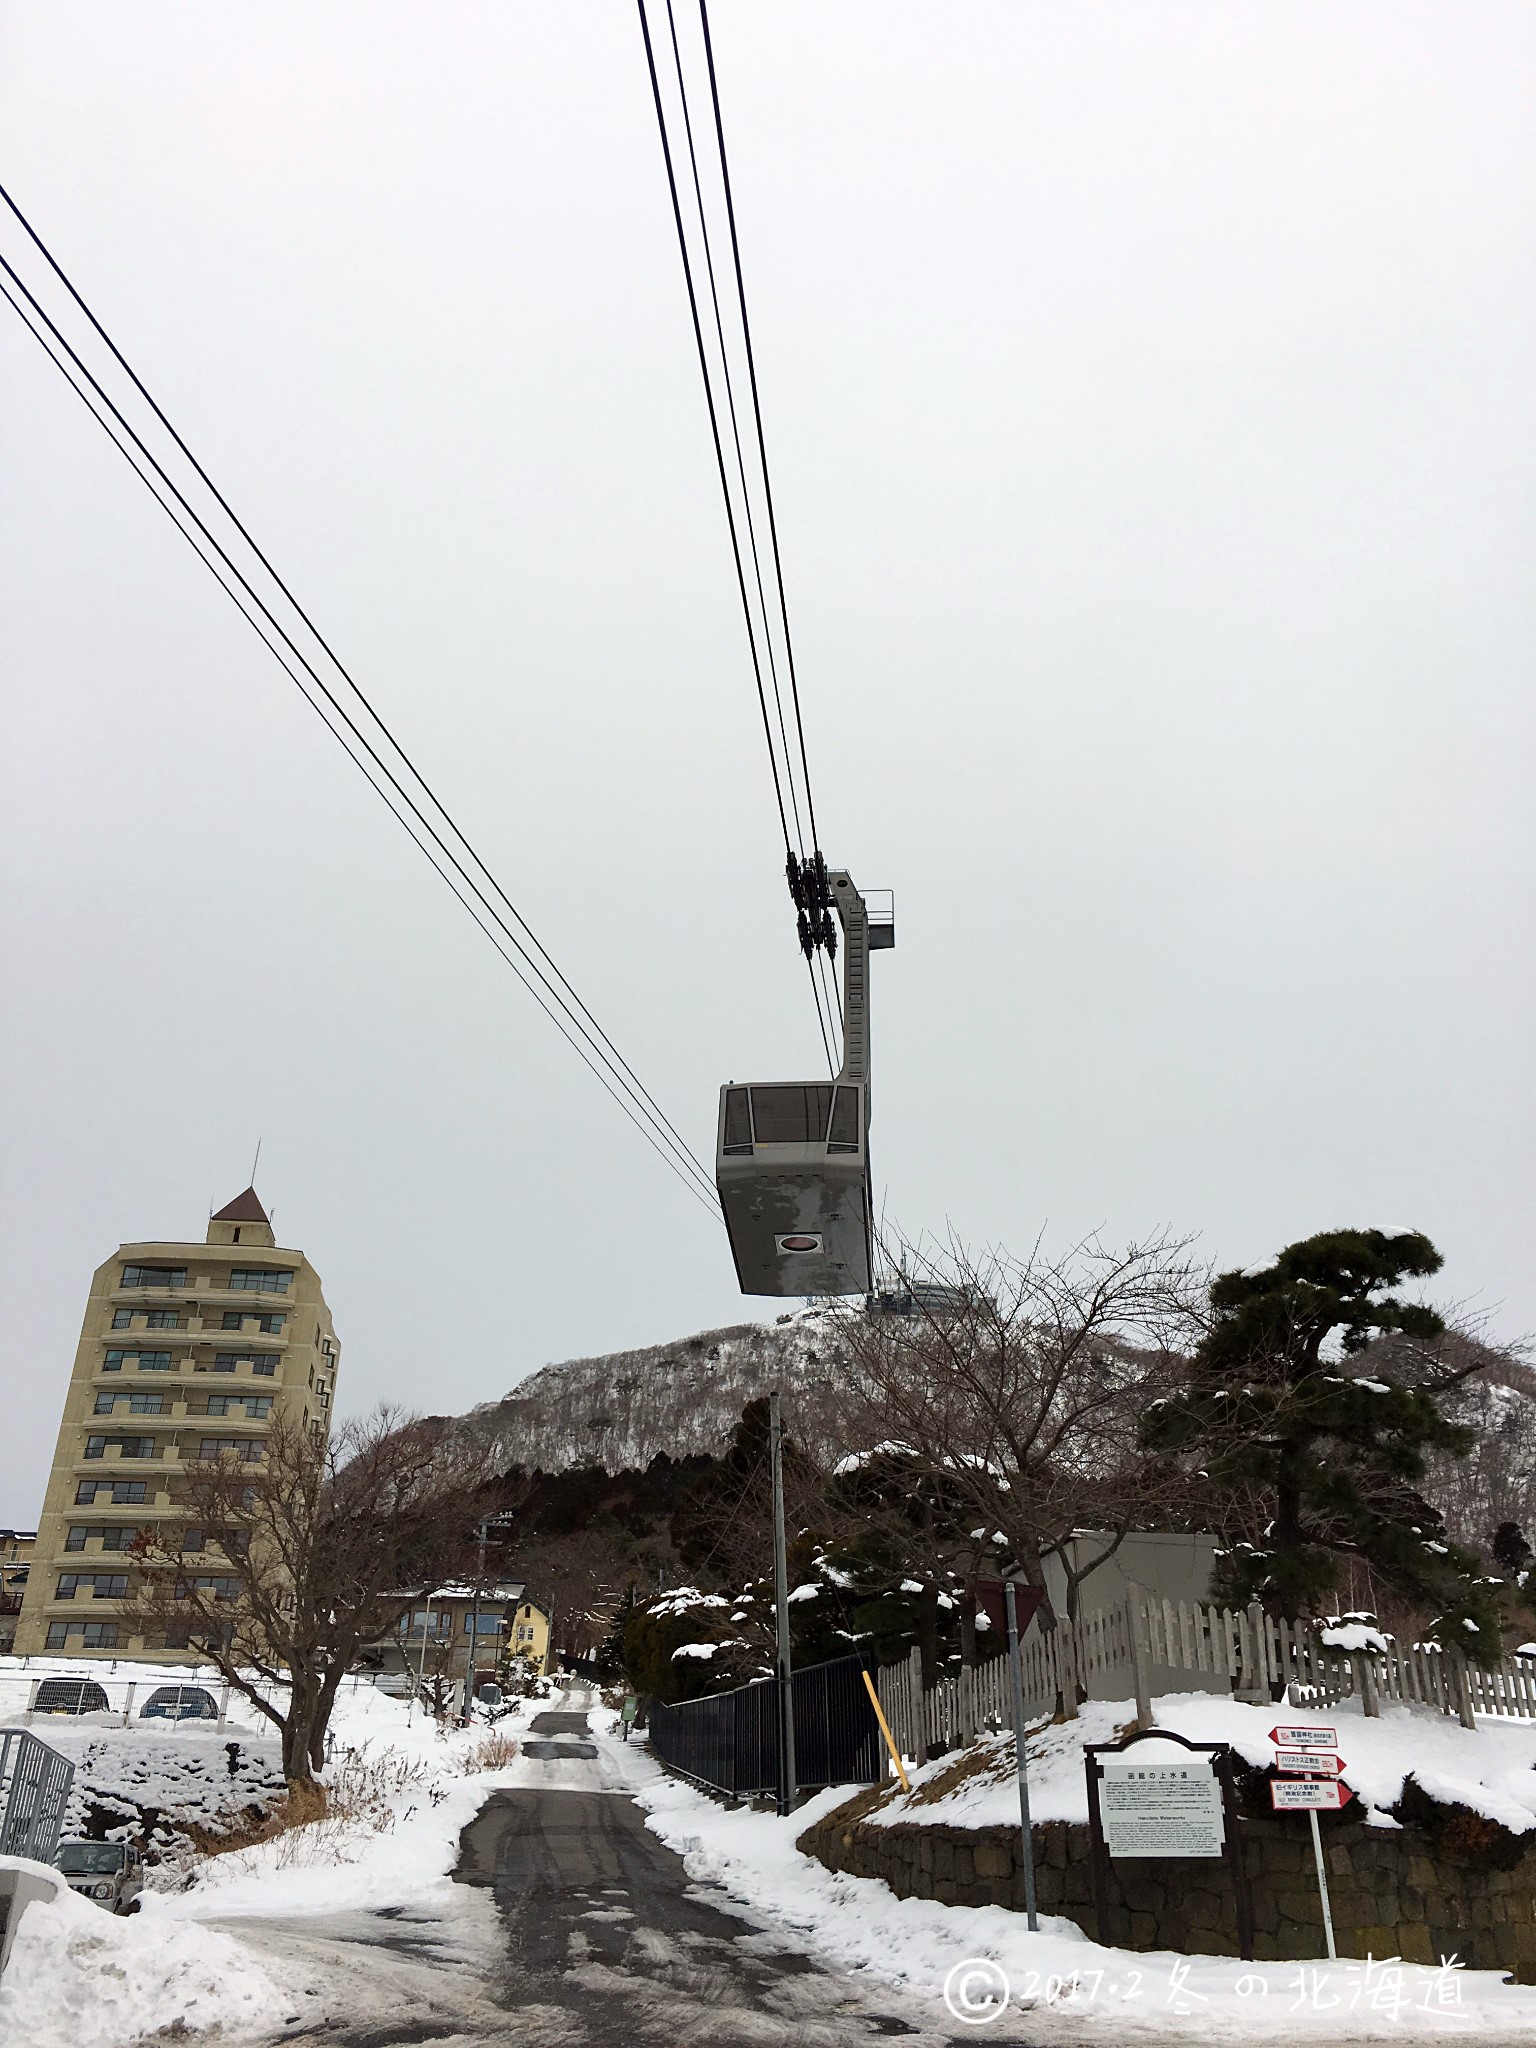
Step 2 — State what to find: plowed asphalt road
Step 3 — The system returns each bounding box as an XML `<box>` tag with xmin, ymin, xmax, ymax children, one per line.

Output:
<box><xmin>228</xmin><ymin>1686</ymin><xmax>1004</xmax><ymax>2046</ymax></box>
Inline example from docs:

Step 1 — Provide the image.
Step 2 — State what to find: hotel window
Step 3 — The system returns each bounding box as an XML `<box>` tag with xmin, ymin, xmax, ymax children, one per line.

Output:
<box><xmin>222</xmin><ymin>1311</ymin><xmax>284</xmax><ymax>1333</ymax></box>
<box><xmin>59</xmin><ymin>1539</ymin><xmax>137</xmax><ymax>1565</ymax></box>
<box><xmin>75</xmin><ymin>1479</ymin><xmax>146</xmax><ymax>1505</ymax></box>
<box><xmin>57</xmin><ymin>1573</ymin><xmax>128</xmax><ymax>1600</ymax></box>
<box><xmin>103</xmin><ymin>1350</ymin><xmax>172</xmax><ymax>1373</ymax></box>
<box><xmin>121</xmin><ymin>1265</ymin><xmax>186</xmax><ymax>1289</ymax></box>
<box><xmin>206</xmin><ymin>1395</ymin><xmax>272</xmax><ymax>1419</ymax></box>
<box><xmin>46</xmin><ymin>1621</ymin><xmax>118</xmax><ymax>1649</ymax></box>
<box><xmin>227</xmin><ymin>1269</ymin><xmax>294</xmax><ymax>1294</ymax></box>
<box><xmin>86</xmin><ymin>1436</ymin><xmax>156</xmax><ymax>1460</ymax></box>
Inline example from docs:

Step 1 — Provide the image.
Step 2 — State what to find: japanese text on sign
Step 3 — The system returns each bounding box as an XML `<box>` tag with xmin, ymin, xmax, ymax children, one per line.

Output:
<box><xmin>1101</xmin><ymin>1763</ymin><xmax>1225</xmax><ymax>1857</ymax></box>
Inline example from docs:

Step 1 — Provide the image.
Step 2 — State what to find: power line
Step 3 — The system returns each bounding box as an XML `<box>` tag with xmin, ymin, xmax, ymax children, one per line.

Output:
<box><xmin>0</xmin><ymin>215</ymin><xmax>721</xmax><ymax>1215</ymax></box>
<box><xmin>0</xmin><ymin>177</ymin><xmax>714</xmax><ymax>1204</ymax></box>
<box><xmin>0</xmin><ymin>264</ymin><xmax>718</xmax><ymax>1216</ymax></box>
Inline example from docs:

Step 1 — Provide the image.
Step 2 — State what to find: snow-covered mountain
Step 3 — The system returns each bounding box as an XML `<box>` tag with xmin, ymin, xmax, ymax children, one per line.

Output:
<box><xmin>452</xmin><ymin>1311</ymin><xmax>850</xmax><ymax>1475</ymax></box>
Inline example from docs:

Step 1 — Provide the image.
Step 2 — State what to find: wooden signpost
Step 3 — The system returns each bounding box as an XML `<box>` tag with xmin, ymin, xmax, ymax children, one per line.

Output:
<box><xmin>1084</xmin><ymin>1728</ymin><xmax>1254</xmax><ymax>1960</ymax></box>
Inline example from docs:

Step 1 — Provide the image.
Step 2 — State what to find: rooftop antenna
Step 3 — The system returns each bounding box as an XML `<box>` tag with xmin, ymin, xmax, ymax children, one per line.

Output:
<box><xmin>250</xmin><ymin>1136</ymin><xmax>262</xmax><ymax>1187</ymax></box>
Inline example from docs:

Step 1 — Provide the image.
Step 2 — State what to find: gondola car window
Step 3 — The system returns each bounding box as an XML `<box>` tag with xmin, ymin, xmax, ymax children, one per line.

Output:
<box><xmin>723</xmin><ymin>1087</ymin><xmax>752</xmax><ymax>1153</ymax></box>
<box><xmin>827</xmin><ymin>1086</ymin><xmax>860</xmax><ymax>1152</ymax></box>
<box><xmin>749</xmin><ymin>1084</ymin><xmax>834</xmax><ymax>1144</ymax></box>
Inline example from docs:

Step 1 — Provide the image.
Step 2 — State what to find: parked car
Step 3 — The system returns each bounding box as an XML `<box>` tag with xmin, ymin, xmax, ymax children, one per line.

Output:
<box><xmin>140</xmin><ymin>1683</ymin><xmax>219</xmax><ymax>1722</ymax></box>
<box><xmin>33</xmin><ymin>1676</ymin><xmax>110</xmax><ymax>1716</ymax></box>
<box><xmin>53</xmin><ymin>1839</ymin><xmax>144</xmax><ymax>1913</ymax></box>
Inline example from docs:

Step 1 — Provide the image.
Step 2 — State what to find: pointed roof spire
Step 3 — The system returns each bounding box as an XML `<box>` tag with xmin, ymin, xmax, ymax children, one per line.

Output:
<box><xmin>211</xmin><ymin>1186</ymin><xmax>269</xmax><ymax>1224</ymax></box>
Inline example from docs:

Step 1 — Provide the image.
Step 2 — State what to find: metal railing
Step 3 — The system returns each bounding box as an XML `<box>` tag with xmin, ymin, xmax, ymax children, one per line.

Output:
<box><xmin>0</xmin><ymin>1731</ymin><xmax>74</xmax><ymax>1861</ymax></box>
<box><xmin>648</xmin><ymin>1652</ymin><xmax>883</xmax><ymax>1798</ymax></box>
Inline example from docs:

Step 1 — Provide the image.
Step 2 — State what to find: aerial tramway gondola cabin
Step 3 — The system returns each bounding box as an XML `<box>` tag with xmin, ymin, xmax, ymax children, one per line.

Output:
<box><xmin>716</xmin><ymin>873</ymin><xmax>892</xmax><ymax>1298</ymax></box>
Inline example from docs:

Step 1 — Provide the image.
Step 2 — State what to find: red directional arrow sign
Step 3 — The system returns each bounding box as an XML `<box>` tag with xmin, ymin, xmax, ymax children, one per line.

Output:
<box><xmin>1274</xmin><ymin>1749</ymin><xmax>1344</xmax><ymax>1776</ymax></box>
<box><xmin>1271</xmin><ymin>1779</ymin><xmax>1354</xmax><ymax>1812</ymax></box>
<box><xmin>1269</xmin><ymin>1724</ymin><xmax>1336</xmax><ymax>1748</ymax></box>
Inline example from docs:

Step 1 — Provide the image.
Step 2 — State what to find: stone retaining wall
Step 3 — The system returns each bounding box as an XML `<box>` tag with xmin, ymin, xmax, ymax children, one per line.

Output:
<box><xmin>798</xmin><ymin>1789</ymin><xmax>1536</xmax><ymax>1980</ymax></box>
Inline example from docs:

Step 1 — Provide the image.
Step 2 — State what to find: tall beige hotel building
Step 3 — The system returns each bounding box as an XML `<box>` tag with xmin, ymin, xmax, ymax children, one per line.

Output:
<box><xmin>14</xmin><ymin>1189</ymin><xmax>339</xmax><ymax>1662</ymax></box>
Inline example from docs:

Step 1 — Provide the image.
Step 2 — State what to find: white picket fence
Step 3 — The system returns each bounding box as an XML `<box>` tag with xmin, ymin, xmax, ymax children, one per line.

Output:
<box><xmin>875</xmin><ymin>1588</ymin><xmax>1536</xmax><ymax>1761</ymax></box>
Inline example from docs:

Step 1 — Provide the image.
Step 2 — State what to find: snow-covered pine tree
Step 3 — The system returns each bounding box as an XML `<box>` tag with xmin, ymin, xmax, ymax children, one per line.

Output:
<box><xmin>1141</xmin><ymin>1228</ymin><xmax>1502</xmax><ymax>1650</ymax></box>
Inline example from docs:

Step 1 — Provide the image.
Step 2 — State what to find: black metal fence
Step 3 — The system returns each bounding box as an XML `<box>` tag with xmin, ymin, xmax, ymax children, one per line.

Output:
<box><xmin>0</xmin><ymin>1730</ymin><xmax>75</xmax><ymax>1862</ymax></box>
<box><xmin>647</xmin><ymin>1652</ymin><xmax>882</xmax><ymax>1799</ymax></box>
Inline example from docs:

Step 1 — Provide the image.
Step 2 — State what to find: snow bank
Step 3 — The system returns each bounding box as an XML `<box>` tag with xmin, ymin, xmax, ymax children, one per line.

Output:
<box><xmin>0</xmin><ymin>1859</ymin><xmax>285</xmax><ymax>2048</ymax></box>
<box><xmin>148</xmin><ymin>1684</ymin><xmax>539</xmax><ymax>1921</ymax></box>
<box><xmin>860</xmin><ymin>1689</ymin><xmax>1536</xmax><ymax>1836</ymax></box>
<box><xmin>44</xmin><ymin>1724</ymin><xmax>286</xmax><ymax>1855</ymax></box>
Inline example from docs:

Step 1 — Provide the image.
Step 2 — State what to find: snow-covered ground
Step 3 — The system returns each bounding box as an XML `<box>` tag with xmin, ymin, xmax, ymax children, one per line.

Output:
<box><xmin>635</xmin><ymin>1727</ymin><xmax>1536</xmax><ymax>2042</ymax></box>
<box><xmin>8</xmin><ymin>1677</ymin><xmax>1536</xmax><ymax>2046</ymax></box>
<box><xmin>0</xmin><ymin>1679</ymin><xmax>544</xmax><ymax>2048</ymax></box>
<box><xmin>861</xmin><ymin>1689</ymin><xmax>1536</xmax><ymax>1836</ymax></box>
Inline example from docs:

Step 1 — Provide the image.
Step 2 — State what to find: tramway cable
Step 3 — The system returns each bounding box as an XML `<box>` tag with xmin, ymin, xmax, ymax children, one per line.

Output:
<box><xmin>0</xmin><ymin>222</ymin><xmax>720</xmax><ymax>1215</ymax></box>
<box><xmin>654</xmin><ymin>0</ymin><xmax>839</xmax><ymax>1072</ymax></box>
<box><xmin>696</xmin><ymin>0</ymin><xmax>823</xmax><ymax>863</ymax></box>
<box><xmin>637</xmin><ymin>0</ymin><xmax>841</xmax><ymax>1073</ymax></box>
<box><xmin>636</xmin><ymin>5</ymin><xmax>900</xmax><ymax>1298</ymax></box>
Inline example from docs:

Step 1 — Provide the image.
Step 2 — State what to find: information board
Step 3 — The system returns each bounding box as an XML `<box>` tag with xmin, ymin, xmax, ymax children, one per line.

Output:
<box><xmin>1100</xmin><ymin>1761</ymin><xmax>1225</xmax><ymax>1858</ymax></box>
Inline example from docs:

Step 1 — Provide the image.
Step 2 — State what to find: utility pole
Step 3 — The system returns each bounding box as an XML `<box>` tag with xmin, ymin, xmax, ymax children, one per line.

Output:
<box><xmin>770</xmin><ymin>1387</ymin><xmax>797</xmax><ymax>1816</ymax></box>
<box><xmin>462</xmin><ymin>1521</ymin><xmax>488</xmax><ymax>1720</ymax></box>
<box><xmin>1005</xmin><ymin>1580</ymin><xmax>1040</xmax><ymax>1930</ymax></box>
<box><xmin>409</xmin><ymin>1587</ymin><xmax>436</xmax><ymax>1727</ymax></box>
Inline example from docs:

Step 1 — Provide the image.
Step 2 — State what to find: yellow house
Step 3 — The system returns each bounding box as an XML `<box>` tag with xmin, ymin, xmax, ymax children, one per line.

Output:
<box><xmin>506</xmin><ymin>1598</ymin><xmax>551</xmax><ymax>1676</ymax></box>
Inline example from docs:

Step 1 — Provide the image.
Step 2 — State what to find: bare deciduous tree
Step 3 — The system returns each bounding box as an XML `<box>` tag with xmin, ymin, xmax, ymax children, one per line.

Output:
<box><xmin>125</xmin><ymin>1408</ymin><xmax>493</xmax><ymax>1784</ymax></box>
<box><xmin>510</xmin><ymin>1529</ymin><xmax>638</xmax><ymax>1661</ymax></box>
<box><xmin>833</xmin><ymin>1233</ymin><xmax>1206</xmax><ymax>1627</ymax></box>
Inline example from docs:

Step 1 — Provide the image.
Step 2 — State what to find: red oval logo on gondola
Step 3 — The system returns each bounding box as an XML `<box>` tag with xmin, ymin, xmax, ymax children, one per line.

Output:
<box><xmin>780</xmin><ymin>1235</ymin><xmax>820</xmax><ymax>1252</ymax></box>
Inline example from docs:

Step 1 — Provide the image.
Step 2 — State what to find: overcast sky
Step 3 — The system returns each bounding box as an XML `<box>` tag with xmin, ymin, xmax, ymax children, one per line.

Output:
<box><xmin>2</xmin><ymin>3</ymin><xmax>1532</xmax><ymax>1525</ymax></box>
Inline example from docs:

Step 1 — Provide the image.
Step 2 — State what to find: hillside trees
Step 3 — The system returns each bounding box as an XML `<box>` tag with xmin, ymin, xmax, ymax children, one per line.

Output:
<box><xmin>482</xmin><ymin>1452</ymin><xmax>712</xmax><ymax>1659</ymax></box>
<box><xmin>125</xmin><ymin>1409</ymin><xmax>492</xmax><ymax>1783</ymax></box>
<box><xmin>1141</xmin><ymin>1229</ymin><xmax>1502</xmax><ymax>1644</ymax></box>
